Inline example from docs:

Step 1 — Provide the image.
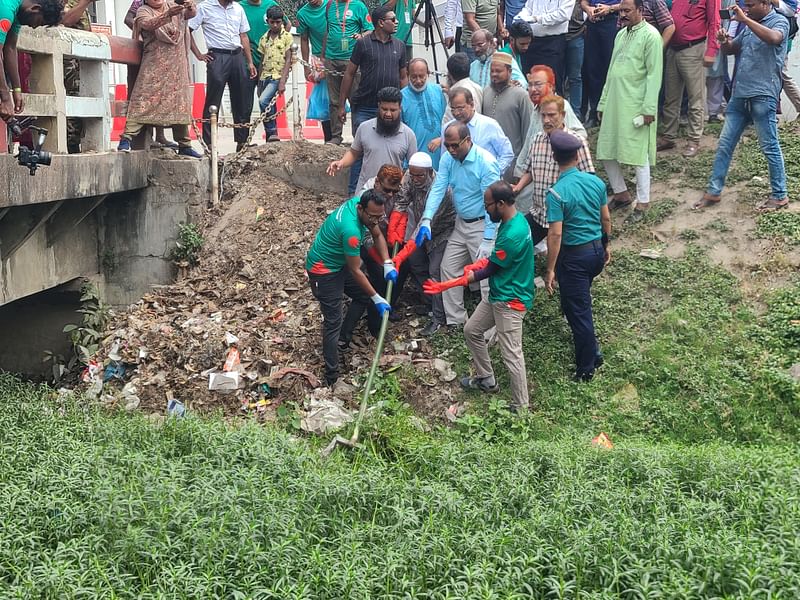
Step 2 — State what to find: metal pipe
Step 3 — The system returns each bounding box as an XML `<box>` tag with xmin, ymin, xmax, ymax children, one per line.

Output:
<box><xmin>209</xmin><ymin>105</ymin><xmax>219</xmax><ymax>206</ymax></box>
<box><xmin>290</xmin><ymin>43</ymin><xmax>300</xmax><ymax>140</ymax></box>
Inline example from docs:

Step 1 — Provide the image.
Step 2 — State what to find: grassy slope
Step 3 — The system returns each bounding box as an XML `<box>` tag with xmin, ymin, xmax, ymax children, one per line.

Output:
<box><xmin>1</xmin><ymin>126</ymin><xmax>800</xmax><ymax>597</ymax></box>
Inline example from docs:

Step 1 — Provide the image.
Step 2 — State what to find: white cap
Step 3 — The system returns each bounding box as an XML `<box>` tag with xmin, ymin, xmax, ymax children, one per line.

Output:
<box><xmin>408</xmin><ymin>152</ymin><xmax>433</xmax><ymax>169</ymax></box>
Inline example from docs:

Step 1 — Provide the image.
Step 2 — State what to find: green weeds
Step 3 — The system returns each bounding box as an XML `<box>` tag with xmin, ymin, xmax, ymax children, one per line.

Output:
<box><xmin>172</xmin><ymin>223</ymin><xmax>204</xmax><ymax>266</ymax></box>
<box><xmin>755</xmin><ymin>211</ymin><xmax>800</xmax><ymax>245</ymax></box>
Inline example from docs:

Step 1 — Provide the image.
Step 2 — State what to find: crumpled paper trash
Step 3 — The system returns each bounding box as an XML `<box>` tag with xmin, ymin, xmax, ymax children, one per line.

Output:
<box><xmin>300</xmin><ymin>388</ymin><xmax>354</xmax><ymax>435</ymax></box>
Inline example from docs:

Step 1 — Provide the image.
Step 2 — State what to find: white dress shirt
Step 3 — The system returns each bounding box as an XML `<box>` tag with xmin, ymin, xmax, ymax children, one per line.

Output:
<box><xmin>444</xmin><ymin>0</ymin><xmax>463</xmax><ymax>38</ymax></box>
<box><xmin>513</xmin><ymin>0</ymin><xmax>572</xmax><ymax>37</ymax></box>
<box><xmin>188</xmin><ymin>0</ymin><xmax>250</xmax><ymax>50</ymax></box>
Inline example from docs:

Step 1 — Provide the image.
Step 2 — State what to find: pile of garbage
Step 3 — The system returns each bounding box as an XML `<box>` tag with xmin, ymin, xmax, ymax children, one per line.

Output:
<box><xmin>86</xmin><ymin>143</ymin><xmax>458</xmax><ymax>424</ymax></box>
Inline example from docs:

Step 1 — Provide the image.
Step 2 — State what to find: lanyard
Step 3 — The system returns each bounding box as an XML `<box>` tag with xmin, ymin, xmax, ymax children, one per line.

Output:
<box><xmin>334</xmin><ymin>0</ymin><xmax>352</xmax><ymax>35</ymax></box>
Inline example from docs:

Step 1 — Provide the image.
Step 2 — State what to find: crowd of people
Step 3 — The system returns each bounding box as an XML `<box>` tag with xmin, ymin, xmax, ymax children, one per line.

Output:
<box><xmin>303</xmin><ymin>0</ymin><xmax>794</xmax><ymax>412</ymax></box>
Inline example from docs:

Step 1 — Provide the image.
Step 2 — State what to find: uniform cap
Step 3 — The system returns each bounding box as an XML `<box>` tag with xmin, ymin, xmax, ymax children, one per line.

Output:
<box><xmin>549</xmin><ymin>129</ymin><xmax>583</xmax><ymax>153</ymax></box>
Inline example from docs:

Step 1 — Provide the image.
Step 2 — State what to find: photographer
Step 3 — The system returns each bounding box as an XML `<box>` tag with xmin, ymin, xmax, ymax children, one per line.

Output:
<box><xmin>0</xmin><ymin>0</ymin><xmax>63</xmax><ymax>121</ymax></box>
<box><xmin>695</xmin><ymin>0</ymin><xmax>789</xmax><ymax>212</ymax></box>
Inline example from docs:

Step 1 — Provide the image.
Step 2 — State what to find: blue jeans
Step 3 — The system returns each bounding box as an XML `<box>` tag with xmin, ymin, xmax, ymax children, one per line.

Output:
<box><xmin>347</xmin><ymin>104</ymin><xmax>378</xmax><ymax>195</ymax></box>
<box><xmin>556</xmin><ymin>240</ymin><xmax>605</xmax><ymax>378</ymax></box>
<box><xmin>565</xmin><ymin>34</ymin><xmax>584</xmax><ymax>118</ymax></box>
<box><xmin>708</xmin><ymin>95</ymin><xmax>786</xmax><ymax>200</ymax></box>
<box><xmin>257</xmin><ymin>77</ymin><xmax>279</xmax><ymax>137</ymax></box>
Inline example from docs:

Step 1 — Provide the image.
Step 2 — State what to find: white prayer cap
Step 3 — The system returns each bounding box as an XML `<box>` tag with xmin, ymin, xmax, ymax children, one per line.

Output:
<box><xmin>408</xmin><ymin>152</ymin><xmax>433</xmax><ymax>169</ymax></box>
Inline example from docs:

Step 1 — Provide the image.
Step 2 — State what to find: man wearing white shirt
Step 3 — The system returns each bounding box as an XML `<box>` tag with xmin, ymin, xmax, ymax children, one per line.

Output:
<box><xmin>513</xmin><ymin>0</ymin><xmax>573</xmax><ymax>91</ymax></box>
<box><xmin>444</xmin><ymin>0</ymin><xmax>464</xmax><ymax>51</ymax></box>
<box><xmin>189</xmin><ymin>0</ymin><xmax>258</xmax><ymax>150</ymax></box>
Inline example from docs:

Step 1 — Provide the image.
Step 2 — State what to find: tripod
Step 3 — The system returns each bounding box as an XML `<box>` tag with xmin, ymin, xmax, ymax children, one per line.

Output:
<box><xmin>402</xmin><ymin>0</ymin><xmax>450</xmax><ymax>83</ymax></box>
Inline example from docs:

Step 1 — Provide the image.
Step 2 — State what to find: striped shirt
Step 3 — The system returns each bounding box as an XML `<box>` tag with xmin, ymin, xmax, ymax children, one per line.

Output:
<box><xmin>349</xmin><ymin>33</ymin><xmax>408</xmax><ymax>107</ymax></box>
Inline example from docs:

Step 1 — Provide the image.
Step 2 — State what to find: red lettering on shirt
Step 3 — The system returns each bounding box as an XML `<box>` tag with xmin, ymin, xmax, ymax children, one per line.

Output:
<box><xmin>309</xmin><ymin>261</ymin><xmax>331</xmax><ymax>275</ymax></box>
<box><xmin>348</xmin><ymin>235</ymin><xmax>360</xmax><ymax>249</ymax></box>
<box><xmin>0</xmin><ymin>19</ymin><xmax>11</xmax><ymax>33</ymax></box>
<box><xmin>495</xmin><ymin>249</ymin><xmax>507</xmax><ymax>261</ymax></box>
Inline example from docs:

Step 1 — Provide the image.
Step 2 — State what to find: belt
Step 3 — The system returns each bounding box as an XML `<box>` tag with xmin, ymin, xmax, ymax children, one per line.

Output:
<box><xmin>671</xmin><ymin>38</ymin><xmax>705</xmax><ymax>52</ymax></box>
<box><xmin>561</xmin><ymin>238</ymin><xmax>602</xmax><ymax>253</ymax></box>
<box><xmin>209</xmin><ymin>47</ymin><xmax>242</xmax><ymax>55</ymax></box>
<box><xmin>462</xmin><ymin>216</ymin><xmax>483</xmax><ymax>224</ymax></box>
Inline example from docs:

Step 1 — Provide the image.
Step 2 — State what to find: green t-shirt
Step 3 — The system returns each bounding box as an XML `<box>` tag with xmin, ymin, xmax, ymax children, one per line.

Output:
<box><xmin>324</xmin><ymin>0</ymin><xmax>373</xmax><ymax>61</ymax></box>
<box><xmin>385</xmin><ymin>0</ymin><xmax>415</xmax><ymax>47</ymax></box>
<box><xmin>297</xmin><ymin>1</ymin><xmax>328</xmax><ymax>56</ymax></box>
<box><xmin>0</xmin><ymin>0</ymin><xmax>23</xmax><ymax>46</ymax></box>
<box><xmin>488</xmin><ymin>212</ymin><xmax>535</xmax><ymax>310</ymax></box>
<box><xmin>240</xmin><ymin>0</ymin><xmax>274</xmax><ymax>67</ymax></box>
<box><xmin>546</xmin><ymin>168</ymin><xmax>608</xmax><ymax>247</ymax></box>
<box><xmin>306</xmin><ymin>197</ymin><xmax>368</xmax><ymax>274</ymax></box>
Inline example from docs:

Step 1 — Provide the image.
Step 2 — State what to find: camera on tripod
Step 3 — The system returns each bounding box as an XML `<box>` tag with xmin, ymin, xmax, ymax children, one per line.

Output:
<box><xmin>7</xmin><ymin>116</ymin><xmax>53</xmax><ymax>176</ymax></box>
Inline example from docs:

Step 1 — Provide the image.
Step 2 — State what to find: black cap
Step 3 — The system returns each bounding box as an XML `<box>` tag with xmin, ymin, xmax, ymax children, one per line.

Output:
<box><xmin>549</xmin><ymin>129</ymin><xmax>583</xmax><ymax>153</ymax></box>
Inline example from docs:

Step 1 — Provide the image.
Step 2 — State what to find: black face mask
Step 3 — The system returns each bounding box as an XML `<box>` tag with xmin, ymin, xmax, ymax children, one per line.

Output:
<box><xmin>376</xmin><ymin>115</ymin><xmax>401</xmax><ymax>135</ymax></box>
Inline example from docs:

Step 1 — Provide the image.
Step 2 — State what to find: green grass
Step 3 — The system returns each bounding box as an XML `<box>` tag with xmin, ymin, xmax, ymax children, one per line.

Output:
<box><xmin>1</xmin><ymin>374</ymin><xmax>799</xmax><ymax>598</ymax></box>
<box><xmin>755</xmin><ymin>211</ymin><xmax>800</xmax><ymax>245</ymax></box>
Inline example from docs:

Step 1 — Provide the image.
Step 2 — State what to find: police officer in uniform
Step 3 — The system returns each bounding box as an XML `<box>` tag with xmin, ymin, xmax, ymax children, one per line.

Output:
<box><xmin>544</xmin><ymin>130</ymin><xmax>612</xmax><ymax>382</ymax></box>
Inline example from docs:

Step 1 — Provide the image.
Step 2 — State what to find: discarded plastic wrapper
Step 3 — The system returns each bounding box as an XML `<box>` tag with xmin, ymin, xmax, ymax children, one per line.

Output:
<box><xmin>639</xmin><ymin>248</ymin><xmax>662</xmax><ymax>260</ymax></box>
<box><xmin>591</xmin><ymin>432</ymin><xmax>614</xmax><ymax>449</ymax></box>
<box><xmin>81</xmin><ymin>360</ymin><xmax>102</xmax><ymax>383</ymax></box>
<box><xmin>108</xmin><ymin>339</ymin><xmax>123</xmax><ymax>362</ymax></box>
<box><xmin>209</xmin><ymin>371</ymin><xmax>240</xmax><ymax>393</ymax></box>
<box><xmin>225</xmin><ymin>332</ymin><xmax>239</xmax><ymax>346</ymax></box>
<box><xmin>103</xmin><ymin>361</ymin><xmax>126</xmax><ymax>382</ymax></box>
<box><xmin>223</xmin><ymin>347</ymin><xmax>241</xmax><ymax>372</ymax></box>
<box><xmin>167</xmin><ymin>398</ymin><xmax>186</xmax><ymax>418</ymax></box>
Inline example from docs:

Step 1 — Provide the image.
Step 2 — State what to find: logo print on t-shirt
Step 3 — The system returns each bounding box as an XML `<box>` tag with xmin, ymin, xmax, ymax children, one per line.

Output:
<box><xmin>0</xmin><ymin>19</ymin><xmax>12</xmax><ymax>33</ymax></box>
<box><xmin>348</xmin><ymin>235</ymin><xmax>360</xmax><ymax>248</ymax></box>
<box><xmin>345</xmin><ymin>9</ymin><xmax>353</xmax><ymax>17</ymax></box>
<box><xmin>496</xmin><ymin>249</ymin><xmax>507</xmax><ymax>261</ymax></box>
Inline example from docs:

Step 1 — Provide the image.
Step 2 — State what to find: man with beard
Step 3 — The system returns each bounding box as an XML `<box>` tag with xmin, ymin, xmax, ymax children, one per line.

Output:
<box><xmin>468</xmin><ymin>29</ymin><xmax>528</xmax><ymax>88</ymax></box>
<box><xmin>513</xmin><ymin>65</ymin><xmax>585</xmax><ymax>213</ymax></box>
<box><xmin>443</xmin><ymin>88</ymin><xmax>514</xmax><ymax>171</ymax></box>
<box><xmin>387</xmin><ymin>152</ymin><xmax>456</xmax><ymax>336</ymax></box>
<box><xmin>327</xmin><ymin>86</ymin><xmax>417</xmax><ymax>195</ymax></box>
<box><xmin>189</xmin><ymin>0</ymin><xmax>258</xmax><ymax>151</ymax></box>
<box><xmin>401</xmin><ymin>58</ymin><xmax>448</xmax><ymax>169</ymax></box>
<box><xmin>416</xmin><ymin>122</ymin><xmax>501</xmax><ymax>328</ymax></box>
<box><xmin>422</xmin><ymin>181</ymin><xmax>534</xmax><ymax>413</ymax></box>
<box><xmin>512</xmin><ymin>94</ymin><xmax>595</xmax><ymax>245</ymax></box>
<box><xmin>339</xmin><ymin>6</ymin><xmax>409</xmax><ymax>194</ymax></box>
<box><xmin>499</xmin><ymin>19</ymin><xmax>533</xmax><ymax>71</ymax></box>
<box><xmin>0</xmin><ymin>0</ymin><xmax>64</xmax><ymax>121</ymax></box>
<box><xmin>596</xmin><ymin>0</ymin><xmax>662</xmax><ymax>224</ymax></box>
<box><xmin>481</xmin><ymin>52</ymin><xmax>533</xmax><ymax>165</ymax></box>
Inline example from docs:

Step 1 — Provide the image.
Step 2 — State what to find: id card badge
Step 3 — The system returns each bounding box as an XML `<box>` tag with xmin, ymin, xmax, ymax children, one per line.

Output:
<box><xmin>402</xmin><ymin>8</ymin><xmax>409</xmax><ymax>24</ymax></box>
<box><xmin>341</xmin><ymin>38</ymin><xmax>349</xmax><ymax>51</ymax></box>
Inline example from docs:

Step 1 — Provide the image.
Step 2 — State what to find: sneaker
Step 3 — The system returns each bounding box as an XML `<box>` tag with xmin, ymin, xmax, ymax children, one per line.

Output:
<box><xmin>420</xmin><ymin>321</ymin><xmax>442</xmax><ymax>336</ymax></box>
<box><xmin>178</xmin><ymin>146</ymin><xmax>203</xmax><ymax>158</ymax></box>
<box><xmin>158</xmin><ymin>140</ymin><xmax>180</xmax><ymax>149</ymax></box>
<box><xmin>117</xmin><ymin>139</ymin><xmax>131</xmax><ymax>153</ymax></box>
<box><xmin>459</xmin><ymin>374</ymin><xmax>499</xmax><ymax>393</ymax></box>
<box><xmin>708</xmin><ymin>114</ymin><xmax>724</xmax><ymax>123</ymax></box>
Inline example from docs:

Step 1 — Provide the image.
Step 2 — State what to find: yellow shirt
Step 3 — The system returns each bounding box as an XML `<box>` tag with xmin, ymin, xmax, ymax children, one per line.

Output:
<box><xmin>257</xmin><ymin>29</ymin><xmax>293</xmax><ymax>80</ymax></box>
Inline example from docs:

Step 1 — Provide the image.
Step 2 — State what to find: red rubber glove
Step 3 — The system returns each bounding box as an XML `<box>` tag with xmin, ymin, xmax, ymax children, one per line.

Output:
<box><xmin>423</xmin><ymin>274</ymin><xmax>469</xmax><ymax>295</ymax></box>
<box><xmin>463</xmin><ymin>257</ymin><xmax>489</xmax><ymax>276</ymax></box>
<box><xmin>387</xmin><ymin>211</ymin><xmax>409</xmax><ymax>246</ymax></box>
<box><xmin>392</xmin><ymin>239</ymin><xmax>417</xmax><ymax>270</ymax></box>
<box><xmin>366</xmin><ymin>245</ymin><xmax>382</xmax><ymax>265</ymax></box>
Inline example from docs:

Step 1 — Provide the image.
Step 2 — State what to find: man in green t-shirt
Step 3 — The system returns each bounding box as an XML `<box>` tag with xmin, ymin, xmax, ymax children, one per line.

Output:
<box><xmin>423</xmin><ymin>181</ymin><xmax>534</xmax><ymax>414</ymax></box>
<box><xmin>383</xmin><ymin>0</ymin><xmax>415</xmax><ymax>60</ymax></box>
<box><xmin>322</xmin><ymin>0</ymin><xmax>373</xmax><ymax>145</ymax></box>
<box><xmin>306</xmin><ymin>189</ymin><xmax>398</xmax><ymax>386</ymax></box>
<box><xmin>0</xmin><ymin>0</ymin><xmax>63</xmax><ymax>121</ymax></box>
<box><xmin>297</xmin><ymin>0</ymin><xmax>332</xmax><ymax>141</ymax></box>
<box><xmin>544</xmin><ymin>129</ymin><xmax>611</xmax><ymax>382</ymax></box>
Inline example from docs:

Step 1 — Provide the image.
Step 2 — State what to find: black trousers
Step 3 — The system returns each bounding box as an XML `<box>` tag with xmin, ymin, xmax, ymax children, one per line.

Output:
<box><xmin>203</xmin><ymin>50</ymin><xmax>251</xmax><ymax>145</ymax></box>
<box><xmin>556</xmin><ymin>240</ymin><xmax>605</xmax><ymax>378</ymax></box>
<box><xmin>309</xmin><ymin>269</ymin><xmax>381</xmax><ymax>384</ymax></box>
<box><xmin>524</xmin><ymin>214</ymin><xmax>549</xmax><ymax>246</ymax></box>
<box><xmin>583</xmin><ymin>18</ymin><xmax>617</xmax><ymax>118</ymax></box>
<box><xmin>523</xmin><ymin>34</ymin><xmax>567</xmax><ymax>94</ymax></box>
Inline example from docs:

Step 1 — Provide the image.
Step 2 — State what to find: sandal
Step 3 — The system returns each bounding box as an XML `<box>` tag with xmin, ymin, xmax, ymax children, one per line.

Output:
<box><xmin>756</xmin><ymin>198</ymin><xmax>789</xmax><ymax>212</ymax></box>
<box><xmin>692</xmin><ymin>193</ymin><xmax>721</xmax><ymax>210</ymax></box>
<box><xmin>608</xmin><ymin>192</ymin><xmax>634</xmax><ymax>211</ymax></box>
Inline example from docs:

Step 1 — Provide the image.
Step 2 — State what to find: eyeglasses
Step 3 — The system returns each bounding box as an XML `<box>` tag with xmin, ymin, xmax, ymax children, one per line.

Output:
<box><xmin>365</xmin><ymin>213</ymin><xmax>385</xmax><ymax>224</ymax></box>
<box><xmin>444</xmin><ymin>137</ymin><xmax>468</xmax><ymax>150</ymax></box>
<box><xmin>530</xmin><ymin>81</ymin><xmax>547</xmax><ymax>89</ymax></box>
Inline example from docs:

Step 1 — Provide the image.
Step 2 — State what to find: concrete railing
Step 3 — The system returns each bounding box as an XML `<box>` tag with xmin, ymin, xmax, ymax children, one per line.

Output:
<box><xmin>2</xmin><ymin>27</ymin><xmax>141</xmax><ymax>154</ymax></box>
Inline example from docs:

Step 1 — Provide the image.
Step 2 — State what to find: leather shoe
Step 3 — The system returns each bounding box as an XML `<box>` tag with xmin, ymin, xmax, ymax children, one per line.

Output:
<box><xmin>682</xmin><ymin>144</ymin><xmax>699</xmax><ymax>158</ymax></box>
<box><xmin>657</xmin><ymin>138</ymin><xmax>676</xmax><ymax>151</ymax></box>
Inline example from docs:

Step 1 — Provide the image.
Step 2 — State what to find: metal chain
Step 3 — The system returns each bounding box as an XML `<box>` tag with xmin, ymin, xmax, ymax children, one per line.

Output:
<box><xmin>295</xmin><ymin>56</ymin><xmax>345</xmax><ymax>78</ymax></box>
<box><xmin>191</xmin><ymin>118</ymin><xmax>211</xmax><ymax>156</ymax></box>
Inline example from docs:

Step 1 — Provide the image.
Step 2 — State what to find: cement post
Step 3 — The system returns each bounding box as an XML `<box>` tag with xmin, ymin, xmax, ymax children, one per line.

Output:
<box><xmin>290</xmin><ymin>44</ymin><xmax>300</xmax><ymax>140</ymax></box>
<box><xmin>209</xmin><ymin>105</ymin><xmax>219</xmax><ymax>206</ymax></box>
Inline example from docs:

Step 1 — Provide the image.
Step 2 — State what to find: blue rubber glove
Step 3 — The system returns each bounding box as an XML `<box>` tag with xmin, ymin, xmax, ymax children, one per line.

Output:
<box><xmin>415</xmin><ymin>218</ymin><xmax>432</xmax><ymax>246</ymax></box>
<box><xmin>370</xmin><ymin>293</ymin><xmax>391</xmax><ymax>317</ymax></box>
<box><xmin>383</xmin><ymin>260</ymin><xmax>398</xmax><ymax>283</ymax></box>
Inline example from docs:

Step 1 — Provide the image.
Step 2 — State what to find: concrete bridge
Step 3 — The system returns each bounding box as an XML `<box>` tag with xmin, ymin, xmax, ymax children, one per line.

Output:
<box><xmin>0</xmin><ymin>27</ymin><xmax>209</xmax><ymax>311</ymax></box>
